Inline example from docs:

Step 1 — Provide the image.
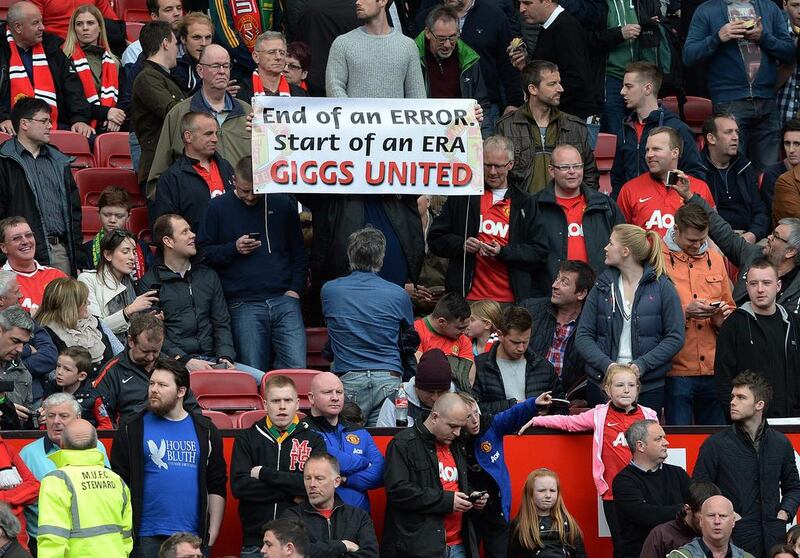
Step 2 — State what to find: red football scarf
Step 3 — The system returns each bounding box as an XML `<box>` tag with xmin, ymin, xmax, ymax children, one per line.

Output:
<box><xmin>6</xmin><ymin>30</ymin><xmax>58</xmax><ymax>124</ymax></box>
<box><xmin>71</xmin><ymin>45</ymin><xmax>119</xmax><ymax>129</ymax></box>
<box><xmin>228</xmin><ymin>0</ymin><xmax>274</xmax><ymax>51</ymax></box>
<box><xmin>252</xmin><ymin>71</ymin><xmax>291</xmax><ymax>96</ymax></box>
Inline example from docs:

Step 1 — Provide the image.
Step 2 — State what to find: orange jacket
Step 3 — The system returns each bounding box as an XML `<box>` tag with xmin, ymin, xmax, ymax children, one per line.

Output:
<box><xmin>773</xmin><ymin>165</ymin><xmax>800</xmax><ymax>226</ymax></box>
<box><xmin>662</xmin><ymin>232</ymin><xmax>735</xmax><ymax>376</ymax></box>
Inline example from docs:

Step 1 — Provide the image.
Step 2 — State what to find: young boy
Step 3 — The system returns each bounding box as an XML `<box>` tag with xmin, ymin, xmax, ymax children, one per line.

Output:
<box><xmin>48</xmin><ymin>347</ymin><xmax>113</xmax><ymax>429</ymax></box>
<box><xmin>82</xmin><ymin>186</ymin><xmax>153</xmax><ymax>277</ymax></box>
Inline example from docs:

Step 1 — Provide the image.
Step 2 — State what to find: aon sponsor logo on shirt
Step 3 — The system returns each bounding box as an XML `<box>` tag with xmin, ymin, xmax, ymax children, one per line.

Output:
<box><xmin>644</xmin><ymin>210</ymin><xmax>674</xmax><ymax>230</ymax></box>
<box><xmin>479</xmin><ymin>216</ymin><xmax>509</xmax><ymax>239</ymax></box>
<box><xmin>439</xmin><ymin>462</ymin><xmax>459</xmax><ymax>482</ymax></box>
<box><xmin>568</xmin><ymin>222</ymin><xmax>584</xmax><ymax>237</ymax></box>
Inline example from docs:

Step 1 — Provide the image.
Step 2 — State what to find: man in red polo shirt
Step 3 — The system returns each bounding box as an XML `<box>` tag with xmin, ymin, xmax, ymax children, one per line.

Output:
<box><xmin>152</xmin><ymin>111</ymin><xmax>235</xmax><ymax>231</ymax></box>
<box><xmin>617</xmin><ymin>127</ymin><xmax>715</xmax><ymax>237</ymax></box>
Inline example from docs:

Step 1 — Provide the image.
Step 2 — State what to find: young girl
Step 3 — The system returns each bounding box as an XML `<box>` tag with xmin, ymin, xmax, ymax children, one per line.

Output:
<box><xmin>770</xmin><ymin>544</ymin><xmax>798</xmax><ymax>558</ymax></box>
<box><xmin>787</xmin><ymin>525</ymin><xmax>800</xmax><ymax>556</ymax></box>
<box><xmin>466</xmin><ymin>299</ymin><xmax>501</xmax><ymax>357</ymax></box>
<box><xmin>518</xmin><ymin>364</ymin><xmax>657</xmax><ymax>558</ymax></box>
<box><xmin>509</xmin><ymin>468</ymin><xmax>586</xmax><ymax>558</ymax></box>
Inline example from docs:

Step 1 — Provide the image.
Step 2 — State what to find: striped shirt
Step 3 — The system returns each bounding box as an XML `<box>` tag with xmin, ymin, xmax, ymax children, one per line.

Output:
<box><xmin>12</xmin><ymin>139</ymin><xmax>66</xmax><ymax>236</ymax></box>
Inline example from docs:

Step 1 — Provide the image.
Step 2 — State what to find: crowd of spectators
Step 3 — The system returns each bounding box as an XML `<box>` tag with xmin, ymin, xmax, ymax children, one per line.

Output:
<box><xmin>1</xmin><ymin>0</ymin><xmax>800</xmax><ymax>554</ymax></box>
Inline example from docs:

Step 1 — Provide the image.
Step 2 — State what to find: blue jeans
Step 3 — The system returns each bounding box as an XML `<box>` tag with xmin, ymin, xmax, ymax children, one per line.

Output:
<box><xmin>129</xmin><ymin>131</ymin><xmax>141</xmax><ymax>176</ymax></box>
<box><xmin>637</xmin><ymin>388</ymin><xmax>665</xmax><ymax>420</ymax></box>
<box><xmin>713</xmin><ymin>98</ymin><xmax>780</xmax><ymax>170</ymax></box>
<box><xmin>340</xmin><ymin>370</ymin><xmax>400</xmax><ymax>427</ymax></box>
<box><xmin>447</xmin><ymin>544</ymin><xmax>466</xmax><ymax>558</ymax></box>
<box><xmin>196</xmin><ymin>355</ymin><xmax>265</xmax><ymax>384</ymax></box>
<box><xmin>601</xmin><ymin>74</ymin><xmax>627</xmax><ymax>139</ymax></box>
<box><xmin>481</xmin><ymin>104</ymin><xmax>501</xmax><ymax>138</ymax></box>
<box><xmin>228</xmin><ymin>295</ymin><xmax>306</xmax><ymax>372</ymax></box>
<box><xmin>587</xmin><ymin>121</ymin><xmax>600</xmax><ymax>150</ymax></box>
<box><xmin>665</xmin><ymin>376</ymin><xmax>726</xmax><ymax>425</ymax></box>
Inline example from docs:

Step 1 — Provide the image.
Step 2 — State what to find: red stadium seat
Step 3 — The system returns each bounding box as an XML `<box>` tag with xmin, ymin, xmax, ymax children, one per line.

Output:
<box><xmin>126</xmin><ymin>22</ymin><xmax>144</xmax><ymax>42</ymax></box>
<box><xmin>129</xmin><ymin>207</ymin><xmax>149</xmax><ymax>236</ymax></box>
<box><xmin>202</xmin><ymin>410</ymin><xmax>236</xmax><ymax>429</ymax></box>
<box><xmin>49</xmin><ymin>130</ymin><xmax>95</xmax><ymax>170</ymax></box>
<box><xmin>75</xmin><ymin>168</ymin><xmax>143</xmax><ymax>207</ymax></box>
<box><xmin>594</xmin><ymin>133</ymin><xmax>616</xmax><ymax>173</ymax></box>
<box><xmin>0</xmin><ymin>132</ymin><xmax>10</xmax><ymax>144</ymax></box>
<box><xmin>191</xmin><ymin>370</ymin><xmax>264</xmax><ymax>413</ymax></box>
<box><xmin>116</xmin><ymin>0</ymin><xmax>150</xmax><ymax>21</ymax></box>
<box><xmin>305</xmin><ymin>327</ymin><xmax>330</xmax><ymax>370</ymax></box>
<box><xmin>235</xmin><ymin>409</ymin><xmax>306</xmax><ymax>429</ymax></box>
<box><xmin>0</xmin><ymin>0</ymin><xmax>12</xmax><ymax>21</ymax></box>
<box><xmin>95</xmin><ymin>132</ymin><xmax>133</xmax><ymax>169</ymax></box>
<box><xmin>82</xmin><ymin>206</ymin><xmax>102</xmax><ymax>242</ymax></box>
<box><xmin>261</xmin><ymin>369</ymin><xmax>320</xmax><ymax>409</ymax></box>
<box><xmin>660</xmin><ymin>96</ymin><xmax>713</xmax><ymax>134</ymax></box>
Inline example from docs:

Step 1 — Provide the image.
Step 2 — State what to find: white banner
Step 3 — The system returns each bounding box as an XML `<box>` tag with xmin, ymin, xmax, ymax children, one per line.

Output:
<box><xmin>251</xmin><ymin>96</ymin><xmax>484</xmax><ymax>195</ymax></box>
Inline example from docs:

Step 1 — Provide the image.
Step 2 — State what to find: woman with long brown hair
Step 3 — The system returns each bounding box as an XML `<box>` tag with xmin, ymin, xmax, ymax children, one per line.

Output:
<box><xmin>509</xmin><ymin>468</ymin><xmax>586</xmax><ymax>558</ymax></box>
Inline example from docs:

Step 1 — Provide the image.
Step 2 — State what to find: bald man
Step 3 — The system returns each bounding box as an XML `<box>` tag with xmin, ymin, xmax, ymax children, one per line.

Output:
<box><xmin>667</xmin><ymin>496</ymin><xmax>755</xmax><ymax>558</ymax></box>
<box><xmin>307</xmin><ymin>373</ymin><xmax>384</xmax><ymax>511</ymax></box>
<box><xmin>37</xmin><ymin>419</ymin><xmax>133</xmax><ymax>557</ymax></box>
<box><xmin>146</xmin><ymin>43</ymin><xmax>252</xmax><ymax>202</ymax></box>
<box><xmin>527</xmin><ymin>143</ymin><xmax>625</xmax><ymax>296</ymax></box>
<box><xmin>0</xmin><ymin>1</ymin><xmax>92</xmax><ymax>136</ymax></box>
<box><xmin>382</xmin><ymin>393</ymin><xmax>486</xmax><ymax>558</ymax></box>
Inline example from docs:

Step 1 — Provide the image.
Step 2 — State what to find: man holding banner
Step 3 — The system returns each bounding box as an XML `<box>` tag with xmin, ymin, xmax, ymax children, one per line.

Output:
<box><xmin>429</xmin><ymin>135</ymin><xmax>539</xmax><ymax>303</ymax></box>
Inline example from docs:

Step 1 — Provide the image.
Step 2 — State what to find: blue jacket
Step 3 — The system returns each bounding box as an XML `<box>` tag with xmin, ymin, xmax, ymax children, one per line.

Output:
<box><xmin>610</xmin><ymin>106</ymin><xmax>705</xmax><ymax>195</ymax></box>
<box><xmin>683</xmin><ymin>0</ymin><xmax>794</xmax><ymax>102</ymax></box>
<box><xmin>307</xmin><ymin>415</ymin><xmax>384</xmax><ymax>512</ymax></box>
<box><xmin>470</xmin><ymin>397</ymin><xmax>539</xmax><ymax>521</ymax></box>
<box><xmin>197</xmin><ymin>190</ymin><xmax>307</xmax><ymax>303</ymax></box>
<box><xmin>575</xmin><ymin>264</ymin><xmax>685</xmax><ymax>393</ymax></box>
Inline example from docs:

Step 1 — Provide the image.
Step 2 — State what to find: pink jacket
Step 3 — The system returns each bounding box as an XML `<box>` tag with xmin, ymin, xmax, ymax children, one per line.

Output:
<box><xmin>533</xmin><ymin>403</ymin><xmax>658</xmax><ymax>497</ymax></box>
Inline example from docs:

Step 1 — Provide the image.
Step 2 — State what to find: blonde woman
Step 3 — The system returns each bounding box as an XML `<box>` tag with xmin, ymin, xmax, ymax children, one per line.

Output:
<box><xmin>62</xmin><ymin>5</ymin><xmax>126</xmax><ymax>132</ymax></box>
<box><xmin>575</xmin><ymin>224</ymin><xmax>684</xmax><ymax>413</ymax></box>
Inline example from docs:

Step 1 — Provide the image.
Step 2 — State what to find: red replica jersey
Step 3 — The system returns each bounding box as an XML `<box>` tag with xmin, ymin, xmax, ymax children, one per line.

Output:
<box><xmin>467</xmin><ymin>191</ymin><xmax>514</xmax><ymax>303</ymax></box>
<box><xmin>556</xmin><ymin>194</ymin><xmax>589</xmax><ymax>263</ymax></box>
<box><xmin>437</xmin><ymin>442</ymin><xmax>463</xmax><ymax>546</ymax></box>
<box><xmin>617</xmin><ymin>174</ymin><xmax>715</xmax><ymax>237</ymax></box>
<box><xmin>3</xmin><ymin>262</ymin><xmax>67</xmax><ymax>314</ymax></box>
<box><xmin>600</xmin><ymin>405</ymin><xmax>645</xmax><ymax>500</ymax></box>
<box><xmin>415</xmin><ymin>317</ymin><xmax>473</xmax><ymax>361</ymax></box>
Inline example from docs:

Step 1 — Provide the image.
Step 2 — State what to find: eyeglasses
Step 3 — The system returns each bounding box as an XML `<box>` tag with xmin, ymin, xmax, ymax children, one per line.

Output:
<box><xmin>771</xmin><ymin>229</ymin><xmax>790</xmax><ymax>243</ymax></box>
<box><xmin>6</xmin><ymin>232</ymin><xmax>34</xmax><ymax>243</ymax></box>
<box><xmin>24</xmin><ymin>117</ymin><xmax>51</xmax><ymax>126</ymax></box>
<box><xmin>198</xmin><ymin>62</ymin><xmax>231</xmax><ymax>72</ymax></box>
<box><xmin>285</xmin><ymin>63</ymin><xmax>303</xmax><ymax>71</ymax></box>
<box><xmin>483</xmin><ymin>161</ymin><xmax>512</xmax><ymax>170</ymax></box>
<box><xmin>550</xmin><ymin>163</ymin><xmax>583</xmax><ymax>171</ymax></box>
<box><xmin>429</xmin><ymin>32</ymin><xmax>460</xmax><ymax>43</ymax></box>
<box><xmin>257</xmin><ymin>48</ymin><xmax>287</xmax><ymax>57</ymax></box>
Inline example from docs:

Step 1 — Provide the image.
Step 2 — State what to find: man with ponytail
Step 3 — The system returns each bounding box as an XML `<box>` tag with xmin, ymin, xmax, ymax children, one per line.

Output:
<box><xmin>575</xmin><ymin>224</ymin><xmax>684</xmax><ymax>412</ymax></box>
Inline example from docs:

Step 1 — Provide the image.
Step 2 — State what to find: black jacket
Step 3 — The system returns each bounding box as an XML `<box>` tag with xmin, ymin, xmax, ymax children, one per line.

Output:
<box><xmin>230</xmin><ymin>419</ymin><xmax>327</xmax><ymax>546</ymax></box>
<box><xmin>152</xmin><ymin>153</ymin><xmax>235</xmax><ymax>231</ymax></box>
<box><xmin>299</xmin><ymin>194</ymin><xmax>424</xmax><ymax>286</ymax></box>
<box><xmin>702</xmin><ymin>150</ymin><xmax>769</xmax><ymax>240</ymax></box>
<box><xmin>529</xmin><ymin>183</ymin><xmax>625</xmax><ymax>296</ymax></box>
<box><xmin>473</xmin><ymin>343</ymin><xmax>563</xmax><ymax>415</ymax></box>
<box><xmin>0</xmin><ymin>139</ymin><xmax>86</xmax><ymax>275</ymax></box>
<box><xmin>428</xmin><ymin>186</ymin><xmax>539</xmax><ymax>302</ymax></box>
<box><xmin>508</xmin><ymin>515</ymin><xmax>587</xmax><ymax>558</ymax></box>
<box><xmin>714</xmin><ymin>303</ymin><xmax>800</xmax><ymax>419</ymax></box>
<box><xmin>94</xmin><ymin>349</ymin><xmax>200</xmax><ymax>423</ymax></box>
<box><xmin>0</xmin><ymin>28</ymin><xmax>91</xmax><ymax>126</ymax></box>
<box><xmin>381</xmin><ymin>421</ymin><xmax>478</xmax><ymax>558</ymax></box>
<box><xmin>613</xmin><ymin>463</ymin><xmax>691</xmax><ymax>558</ymax></box>
<box><xmin>139</xmin><ymin>261</ymin><xmax>236</xmax><ymax>363</ymax></box>
<box><xmin>171</xmin><ymin>52</ymin><xmax>201</xmax><ymax>96</ymax></box>
<box><xmin>693</xmin><ymin>422</ymin><xmax>800</xmax><ymax>558</ymax></box>
<box><xmin>110</xmin><ymin>409</ymin><xmax>228</xmax><ymax>545</ymax></box>
<box><xmin>282</xmin><ymin>498</ymin><xmax>379</xmax><ymax>558</ymax></box>
<box><xmin>521</xmin><ymin>297</ymin><xmax>586</xmax><ymax>396</ymax></box>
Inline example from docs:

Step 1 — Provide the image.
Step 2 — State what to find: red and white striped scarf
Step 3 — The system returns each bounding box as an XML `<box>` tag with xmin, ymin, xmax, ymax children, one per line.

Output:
<box><xmin>6</xmin><ymin>30</ymin><xmax>58</xmax><ymax>123</ymax></box>
<box><xmin>252</xmin><ymin>71</ymin><xmax>291</xmax><ymax>96</ymax></box>
<box><xmin>71</xmin><ymin>44</ymin><xmax>118</xmax><ymax>129</ymax></box>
